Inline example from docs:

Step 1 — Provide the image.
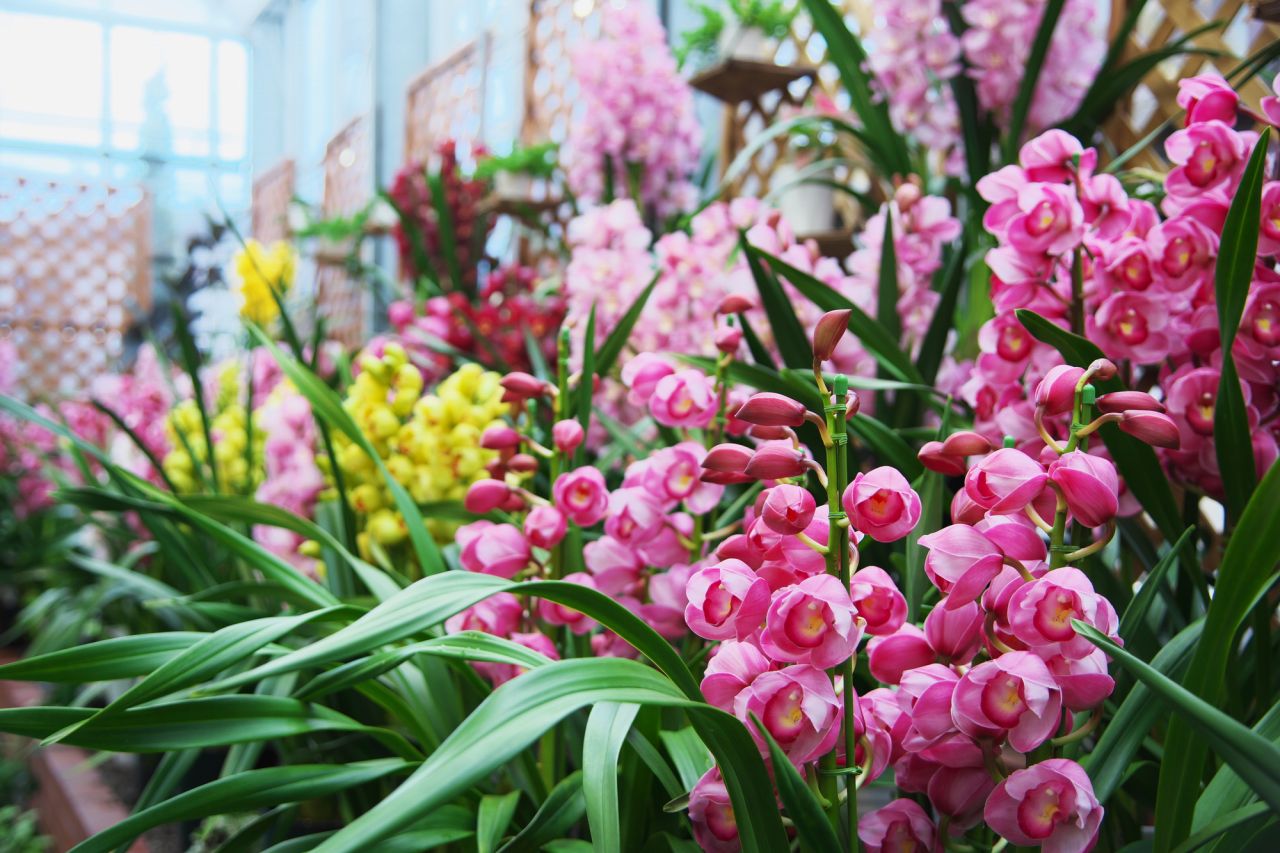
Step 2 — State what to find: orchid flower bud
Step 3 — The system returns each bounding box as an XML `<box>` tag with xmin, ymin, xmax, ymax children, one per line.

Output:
<box><xmin>812</xmin><ymin>309</ymin><xmax>852</xmax><ymax>361</ymax></box>
<box><xmin>506</xmin><ymin>453</ymin><xmax>540</xmax><ymax>473</ymax></box>
<box><xmin>464</xmin><ymin>478</ymin><xmax>513</xmax><ymax>514</ymax></box>
<box><xmin>1034</xmin><ymin>365</ymin><xmax>1085</xmax><ymax>415</ymax></box>
<box><xmin>760</xmin><ymin>484</ymin><xmax>817</xmax><ymax>535</ymax></box>
<box><xmin>845</xmin><ymin>391</ymin><xmax>861</xmax><ymax>418</ymax></box>
<box><xmin>717</xmin><ymin>293</ymin><xmax>756</xmax><ymax>314</ymax></box>
<box><xmin>941</xmin><ymin>430</ymin><xmax>994</xmax><ymax>456</ymax></box>
<box><xmin>715</xmin><ymin>325</ymin><xmax>743</xmax><ymax>354</ymax></box>
<box><xmin>734</xmin><ymin>392</ymin><xmax>808</xmax><ymax>427</ymax></box>
<box><xmin>1047</xmin><ymin>451</ymin><xmax>1119</xmax><ymax>527</ymax></box>
<box><xmin>1118</xmin><ymin>410</ymin><xmax>1180</xmax><ymax>448</ymax></box>
<box><xmin>1096</xmin><ymin>390</ymin><xmax>1164</xmax><ymax>414</ymax></box>
<box><xmin>552</xmin><ymin>419</ymin><xmax>585</xmax><ymax>454</ymax></box>
<box><xmin>744</xmin><ymin>443</ymin><xmax>809</xmax><ymax>480</ymax></box>
<box><xmin>480</xmin><ymin>425</ymin><xmax>522</xmax><ymax>451</ymax></box>
<box><xmin>748</xmin><ymin>424</ymin><xmax>793</xmax><ymax>441</ymax></box>
<box><xmin>701</xmin><ymin>469</ymin><xmax>755</xmax><ymax>485</ymax></box>
<box><xmin>919</xmin><ymin>441</ymin><xmax>967</xmax><ymax>476</ymax></box>
<box><xmin>1087</xmin><ymin>358</ymin><xmax>1118</xmax><ymax>380</ymax></box>
<box><xmin>500</xmin><ymin>371</ymin><xmax>550</xmax><ymax>401</ymax></box>
<box><xmin>702</xmin><ymin>443</ymin><xmax>753</xmax><ymax>473</ymax></box>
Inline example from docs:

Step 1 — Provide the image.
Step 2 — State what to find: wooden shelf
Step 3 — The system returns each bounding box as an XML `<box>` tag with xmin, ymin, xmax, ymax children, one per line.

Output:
<box><xmin>796</xmin><ymin>228</ymin><xmax>855</xmax><ymax>259</ymax></box>
<box><xmin>689</xmin><ymin>59</ymin><xmax>816</xmax><ymax>104</ymax></box>
<box><xmin>479</xmin><ymin>193</ymin><xmax>562</xmax><ymax>219</ymax></box>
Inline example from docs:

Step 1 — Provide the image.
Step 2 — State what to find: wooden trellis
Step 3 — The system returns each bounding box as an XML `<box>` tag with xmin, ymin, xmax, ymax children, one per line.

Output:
<box><xmin>0</xmin><ymin>176</ymin><xmax>151</xmax><ymax>399</ymax></box>
<box><xmin>251</xmin><ymin>159</ymin><xmax>295</xmax><ymax>245</ymax></box>
<box><xmin>405</xmin><ymin>33</ymin><xmax>492</xmax><ymax>166</ymax></box>
<box><xmin>521</xmin><ymin>0</ymin><xmax>604</xmax><ymax>147</ymax></box>
<box><xmin>1102</xmin><ymin>0</ymin><xmax>1280</xmax><ymax>164</ymax></box>
<box><xmin>315</xmin><ymin>116</ymin><xmax>372</xmax><ymax>350</ymax></box>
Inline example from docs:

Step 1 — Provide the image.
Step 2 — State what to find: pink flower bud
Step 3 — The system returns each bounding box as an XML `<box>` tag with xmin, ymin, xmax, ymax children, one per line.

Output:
<box><xmin>918</xmin><ymin>524</ymin><xmax>1005</xmax><ymax>607</ymax></box>
<box><xmin>499</xmin><ymin>371</ymin><xmax>550</xmax><ymax>400</ymax></box>
<box><xmin>964</xmin><ymin>448</ymin><xmax>1047</xmax><ymax>514</ymax></box>
<box><xmin>1047</xmin><ymin>450</ymin><xmax>1119</xmax><ymax>527</ymax></box>
<box><xmin>848</xmin><ymin>566</ymin><xmax>907</xmax><ymax>636</ymax></box>
<box><xmin>858</xmin><ymin>799</ymin><xmax>936</xmax><ymax>853</ymax></box>
<box><xmin>924</xmin><ymin>599</ymin><xmax>984</xmax><ymax>664</ymax></box>
<box><xmin>552</xmin><ymin>419</ymin><xmax>584</xmax><ymax>454</ymax></box>
<box><xmin>942</xmin><ymin>430</ymin><xmax>994</xmax><ymax>456</ymax></box>
<box><xmin>387</xmin><ymin>299</ymin><xmax>415</xmax><ymax>330</ymax></box>
<box><xmin>1096</xmin><ymin>390</ymin><xmax>1164</xmax><ymax>414</ymax></box>
<box><xmin>684</xmin><ymin>558</ymin><xmax>771</xmax><ymax>641</ymax></box>
<box><xmin>919</xmin><ymin>441</ymin><xmax>967</xmax><ymax>476</ymax></box>
<box><xmin>689</xmin><ymin>769</ymin><xmax>739</xmax><ymax>853</ymax></box>
<box><xmin>984</xmin><ymin>760</ymin><xmax>1103</xmax><ymax>851</ymax></box>
<box><xmin>845</xmin><ymin>392</ymin><xmax>861</xmax><ymax>418</ymax></box>
<box><xmin>867</xmin><ymin>625</ymin><xmax>934</xmax><ymax>684</ymax></box>
<box><xmin>735</xmin><ymin>665</ymin><xmax>841</xmax><ymax>764</ymax></box>
<box><xmin>650</xmin><ymin>369</ymin><xmax>717</xmax><ymax>428</ymax></box>
<box><xmin>1007</xmin><ymin>568</ymin><xmax>1119</xmax><ymax>659</ymax></box>
<box><xmin>812</xmin><ymin>309</ymin><xmax>852</xmax><ymax>361</ymax></box>
<box><xmin>703</xmin><ymin>443</ymin><xmax>753</xmax><ymax>474</ymax></box>
<box><xmin>748</xmin><ymin>424</ymin><xmax>793</xmax><ymax>441</ymax></box>
<box><xmin>842</xmin><ymin>466</ymin><xmax>922</xmax><ymax>542</ymax></box>
<box><xmin>714</xmin><ymin>325</ymin><xmax>743</xmax><ymax>354</ymax></box>
<box><xmin>760</xmin><ymin>574</ymin><xmax>863</xmax><ymax>668</ymax></box>
<box><xmin>507</xmin><ymin>453</ymin><xmax>539</xmax><ymax>473</ymax></box>
<box><xmin>733</xmin><ymin>392</ymin><xmax>808</xmax><ymax>427</ymax></box>
<box><xmin>1088</xmin><ymin>358</ymin><xmax>1118</xmax><ymax>380</ymax></box>
<box><xmin>744</xmin><ymin>443</ymin><xmax>808</xmax><ymax>480</ymax></box>
<box><xmin>953</xmin><ymin>651</ymin><xmax>1063</xmax><ymax>751</ymax></box>
<box><xmin>701</xmin><ymin>469</ymin><xmax>755</xmax><ymax>485</ymax></box>
<box><xmin>717</xmin><ymin>293</ymin><xmax>755</xmax><ymax>314</ymax></box>
<box><xmin>552</xmin><ymin>466</ymin><xmax>609</xmax><ymax>526</ymax></box>
<box><xmin>715</xmin><ymin>533</ymin><xmax>764</xmax><ymax>570</ymax></box>
<box><xmin>457</xmin><ymin>521</ymin><xmax>531</xmax><ymax>578</ymax></box>
<box><xmin>760</xmin><ymin>484</ymin><xmax>816</xmax><ymax>535</ymax></box>
<box><xmin>523</xmin><ymin>505</ymin><xmax>567</xmax><ymax>549</ymax></box>
<box><xmin>1034</xmin><ymin>365</ymin><xmax>1085</xmax><ymax>415</ymax></box>
<box><xmin>464</xmin><ymin>479</ymin><xmax>513</xmax><ymax>514</ymax></box>
<box><xmin>1118</xmin><ymin>410</ymin><xmax>1180</xmax><ymax>448</ymax></box>
<box><xmin>950</xmin><ymin>488</ymin><xmax>985</xmax><ymax>525</ymax></box>
<box><xmin>480</xmin><ymin>425</ymin><xmax>522</xmax><ymax>450</ymax></box>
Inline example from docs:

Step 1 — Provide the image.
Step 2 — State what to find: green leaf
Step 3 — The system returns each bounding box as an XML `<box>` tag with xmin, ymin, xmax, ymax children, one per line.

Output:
<box><xmin>1079</xmin><ymin>622</ymin><xmax>1280</xmax><ymax>818</ymax></box>
<box><xmin>741</xmin><ymin>232</ymin><xmax>813</xmax><ymax>370</ymax></box>
<box><xmin>1156</xmin><ymin>458</ymin><xmax>1280</xmax><ymax>846</ymax></box>
<box><xmin>876</xmin><ymin>210</ymin><xmax>900</xmax><ymax>340</ymax></box>
<box><xmin>1118</xmin><ymin>526</ymin><xmax>1194</xmax><ymax>644</ymax></box>
<box><xmin>1002</xmin><ymin>0</ymin><xmax>1065</xmax><ymax>161</ymax></box>
<box><xmin>501</xmin><ymin>771</ymin><xmax>586</xmax><ymax>853</ymax></box>
<box><xmin>1082</xmin><ymin>619</ymin><xmax>1202</xmax><ymax>803</ymax></box>
<box><xmin>751</xmin><ymin>717</ymin><xmax>841</xmax><ymax>853</ymax></box>
<box><xmin>1174</xmin><ymin>803</ymin><xmax>1273</xmax><ymax>853</ymax></box>
<box><xmin>1213</xmin><ymin>126</ymin><xmax>1271</xmax><ymax>522</ymax></box>
<box><xmin>594</xmin><ymin>272</ymin><xmax>660</xmax><ymax>377</ymax></box>
<box><xmin>1195</xmin><ymin>699</ymin><xmax>1280</xmax><ymax>830</ymax></box>
<box><xmin>67</xmin><ymin>761</ymin><xmax>415</xmax><ymax>853</ymax></box>
<box><xmin>737</xmin><ymin>312</ymin><xmax>777</xmax><ymax>371</ymax></box>
<box><xmin>584</xmin><ymin>703</ymin><xmax>640</xmax><ymax>853</ymax></box>
<box><xmin>169</xmin><ymin>299</ymin><xmax>219</xmax><ymax>490</ymax></box>
<box><xmin>576</xmin><ymin>303</ymin><xmax>597</xmax><ymax>456</ymax></box>
<box><xmin>308</xmin><ymin>658</ymin><xmax>787</xmax><ymax>853</ymax></box>
<box><xmin>848</xmin><ymin>412</ymin><xmax>923</xmax><ymax>480</ymax></box>
<box><xmin>748</xmin><ymin>247</ymin><xmax>921</xmax><ymax>384</ymax></box>
<box><xmin>0</xmin><ymin>633</ymin><xmax>204</xmax><ymax>683</ymax></box>
<box><xmin>249</xmin><ymin>328</ymin><xmax>445</xmax><ymax>574</ymax></box>
<box><xmin>658</xmin><ymin>727</ymin><xmax>714</xmax><ymax>792</ymax></box>
<box><xmin>478</xmin><ymin>791</ymin><xmax>522</xmax><ymax>853</ymax></box>
<box><xmin>916</xmin><ymin>238</ymin><xmax>968</xmax><ymax>384</ymax></box>
<box><xmin>1015</xmin><ymin>309</ymin><xmax>1183</xmax><ymax>541</ymax></box>
<box><xmin>427</xmin><ymin>171</ymin><xmax>466</xmax><ymax>294</ymax></box>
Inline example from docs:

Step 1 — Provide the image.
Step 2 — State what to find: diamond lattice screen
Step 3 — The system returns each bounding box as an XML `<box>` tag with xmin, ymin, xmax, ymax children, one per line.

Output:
<box><xmin>251</xmin><ymin>159</ymin><xmax>296</xmax><ymax>245</ymax></box>
<box><xmin>0</xmin><ymin>175</ymin><xmax>151</xmax><ymax>399</ymax></box>
<box><xmin>315</xmin><ymin>116</ymin><xmax>372</xmax><ymax>350</ymax></box>
<box><xmin>405</xmin><ymin>34</ymin><xmax>491</xmax><ymax>166</ymax></box>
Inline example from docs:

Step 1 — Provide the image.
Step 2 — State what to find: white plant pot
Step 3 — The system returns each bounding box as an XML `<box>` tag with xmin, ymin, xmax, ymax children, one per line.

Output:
<box><xmin>494</xmin><ymin>171</ymin><xmax>534</xmax><ymax>198</ymax></box>
<box><xmin>774</xmin><ymin>163</ymin><xmax>837</xmax><ymax>235</ymax></box>
<box><xmin>718</xmin><ymin>22</ymin><xmax>772</xmax><ymax>63</ymax></box>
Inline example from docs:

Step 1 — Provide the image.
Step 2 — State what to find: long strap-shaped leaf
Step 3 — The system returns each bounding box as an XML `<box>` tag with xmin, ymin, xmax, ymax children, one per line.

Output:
<box><xmin>309</xmin><ymin>658</ymin><xmax>788</xmax><ymax>853</ymax></box>
<box><xmin>741</xmin><ymin>233</ymin><xmax>813</xmax><ymax>370</ymax></box>
<box><xmin>68</xmin><ymin>760</ymin><xmax>417</xmax><ymax>853</ymax></box>
<box><xmin>1154</xmin><ymin>457</ymin><xmax>1280</xmax><ymax>847</ymax></box>
<box><xmin>1213</xmin><ymin>126</ymin><xmax>1271</xmax><ymax>522</ymax></box>
<box><xmin>0</xmin><ymin>633</ymin><xmax>205</xmax><ymax>683</ymax></box>
<box><xmin>1001</xmin><ymin>0</ymin><xmax>1065</xmax><ymax>161</ymax></box>
<box><xmin>584</xmin><ymin>703</ymin><xmax>641</xmax><ymax>853</ymax></box>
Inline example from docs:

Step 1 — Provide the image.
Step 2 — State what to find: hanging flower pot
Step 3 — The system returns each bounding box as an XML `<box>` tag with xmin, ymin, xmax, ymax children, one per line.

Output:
<box><xmin>772</xmin><ymin>161</ymin><xmax>837</xmax><ymax>235</ymax></box>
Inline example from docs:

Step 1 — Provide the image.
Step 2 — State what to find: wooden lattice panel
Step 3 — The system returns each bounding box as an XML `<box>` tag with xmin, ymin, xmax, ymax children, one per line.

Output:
<box><xmin>316</xmin><ymin>116</ymin><xmax>371</xmax><ymax>350</ymax></box>
<box><xmin>521</xmin><ymin>0</ymin><xmax>604</xmax><ymax>146</ymax></box>
<box><xmin>406</xmin><ymin>34</ymin><xmax>491</xmax><ymax>166</ymax></box>
<box><xmin>1103</xmin><ymin>0</ymin><xmax>1280</xmax><ymax>164</ymax></box>
<box><xmin>0</xmin><ymin>175</ymin><xmax>150</xmax><ymax>399</ymax></box>
<box><xmin>251</xmin><ymin>159</ymin><xmax>295</xmax><ymax>244</ymax></box>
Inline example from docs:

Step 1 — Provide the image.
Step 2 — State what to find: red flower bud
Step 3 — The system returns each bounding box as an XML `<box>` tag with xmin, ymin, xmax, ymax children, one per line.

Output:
<box><xmin>507</xmin><ymin>453</ymin><xmax>540</xmax><ymax>473</ymax></box>
<box><xmin>812</xmin><ymin>309</ymin><xmax>852</xmax><ymax>361</ymax></box>
<box><xmin>941</xmin><ymin>430</ymin><xmax>993</xmax><ymax>457</ymax></box>
<box><xmin>748</xmin><ymin>424</ymin><xmax>793</xmax><ymax>441</ymax></box>
<box><xmin>703</xmin><ymin>443</ymin><xmax>753</xmax><ymax>473</ymax></box>
<box><xmin>715</xmin><ymin>325</ymin><xmax>744</xmax><ymax>354</ymax></box>
<box><xmin>744</xmin><ymin>444</ymin><xmax>809</xmax><ymax>480</ymax></box>
<box><xmin>1118</xmin><ymin>410</ymin><xmax>1180</xmax><ymax>448</ymax></box>
<box><xmin>919</xmin><ymin>441</ymin><xmax>968</xmax><ymax>477</ymax></box>
<box><xmin>735</xmin><ymin>392</ymin><xmax>807</xmax><ymax>427</ymax></box>
<box><xmin>717</xmin><ymin>294</ymin><xmax>756</xmax><ymax>315</ymax></box>
<box><xmin>552</xmin><ymin>419</ymin><xmax>584</xmax><ymax>454</ymax></box>
<box><xmin>1096</xmin><ymin>391</ymin><xmax>1164</xmax><ymax>415</ymax></box>
<box><xmin>464</xmin><ymin>479</ymin><xmax>512</xmax><ymax>513</ymax></box>
<box><xmin>1088</xmin><ymin>358</ymin><xmax>1118</xmax><ymax>381</ymax></box>
<box><xmin>1034</xmin><ymin>365</ymin><xmax>1085</xmax><ymax>416</ymax></box>
<box><xmin>500</xmin><ymin>371</ymin><xmax>550</xmax><ymax>400</ymax></box>
<box><xmin>480</xmin><ymin>425</ymin><xmax>522</xmax><ymax>451</ymax></box>
<box><xmin>701</xmin><ymin>469</ymin><xmax>756</xmax><ymax>485</ymax></box>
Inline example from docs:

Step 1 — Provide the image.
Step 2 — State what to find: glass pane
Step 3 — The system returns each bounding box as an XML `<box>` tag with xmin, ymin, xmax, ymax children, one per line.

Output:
<box><xmin>216</xmin><ymin>40</ymin><xmax>248</xmax><ymax>161</ymax></box>
<box><xmin>0</xmin><ymin>13</ymin><xmax>104</xmax><ymax>146</ymax></box>
<box><xmin>109</xmin><ymin>26</ymin><xmax>211</xmax><ymax>156</ymax></box>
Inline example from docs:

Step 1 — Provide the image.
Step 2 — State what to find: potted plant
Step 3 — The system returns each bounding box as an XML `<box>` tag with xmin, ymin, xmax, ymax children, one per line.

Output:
<box><xmin>771</xmin><ymin>92</ymin><xmax>843</xmax><ymax>234</ymax></box>
<box><xmin>677</xmin><ymin>0</ymin><xmax>796</xmax><ymax>67</ymax></box>
<box><xmin>475</xmin><ymin>141</ymin><xmax>558</xmax><ymax>199</ymax></box>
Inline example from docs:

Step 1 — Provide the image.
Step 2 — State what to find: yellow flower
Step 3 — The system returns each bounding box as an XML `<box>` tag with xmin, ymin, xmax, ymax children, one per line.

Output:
<box><xmin>232</xmin><ymin>239</ymin><xmax>296</xmax><ymax>325</ymax></box>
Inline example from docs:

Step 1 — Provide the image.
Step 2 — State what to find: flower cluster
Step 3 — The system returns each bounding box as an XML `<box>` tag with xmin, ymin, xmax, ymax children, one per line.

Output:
<box><xmin>253</xmin><ymin>383</ymin><xmax>326</xmax><ymax>577</ymax></box>
<box><xmin>231</xmin><ymin>239</ymin><xmax>295</xmax><ymax>326</ymax></box>
<box><xmin>162</xmin><ymin>360</ymin><xmax>264</xmax><ymax>496</ymax></box>
<box><xmin>562</xmin><ymin>2</ymin><xmax>701</xmax><ymax>217</ymax></box>
<box><xmin>958</xmin><ymin>82</ymin><xmax>1278</xmax><ymax>498</ymax></box>
<box><xmin>331</xmin><ymin>353</ymin><xmax>507</xmax><ymax>556</ymax></box>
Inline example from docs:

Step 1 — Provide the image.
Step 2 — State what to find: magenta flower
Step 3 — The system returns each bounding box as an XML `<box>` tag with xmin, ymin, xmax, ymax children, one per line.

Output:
<box><xmin>918</xmin><ymin>524</ymin><xmax>1005</xmax><ymax>607</ymax></box>
<box><xmin>734</xmin><ymin>665</ymin><xmax>841</xmax><ymax>764</ymax></box>
<box><xmin>1118</xmin><ymin>410</ymin><xmax>1181</xmax><ymax>449</ymax></box>
<box><xmin>1146</xmin><ymin>215</ymin><xmax>1217</xmax><ymax>291</ymax></box>
<box><xmin>1047</xmin><ymin>451</ymin><xmax>1119</xmax><ymax>528</ymax></box>
<box><xmin>868</xmin><ymin>624</ymin><xmax>935</xmax><ymax>685</ymax></box>
<box><xmin>898</xmin><ymin>664</ymin><xmax>962</xmax><ymax>753</ymax></box>
<box><xmin>1007</xmin><ymin>568</ymin><xmax>1119</xmax><ymax>659</ymax></box>
<box><xmin>465</xmin><ymin>478</ymin><xmax>514</xmax><ymax>514</ymax></box>
<box><xmin>583</xmin><ymin>535</ymin><xmax>643</xmax><ymax>596</ymax></box>
<box><xmin>953</xmin><ymin>651</ymin><xmax>1063</xmax><ymax>751</ymax></box>
<box><xmin>760</xmin><ymin>484</ymin><xmax>817</xmax><ymax>535</ymax></box>
<box><xmin>974</xmin><ymin>514</ymin><xmax>1047</xmax><ymax>563</ymax></box>
<box><xmin>1034</xmin><ymin>365</ymin><xmax>1085</xmax><ymax>416</ymax></box>
<box><xmin>849</xmin><ymin>566</ymin><xmax>907</xmax><ymax>636</ymax></box>
<box><xmin>1165</xmin><ymin>120</ymin><xmax>1245</xmax><ymax>194</ymax></box>
<box><xmin>858</xmin><ymin>798</ymin><xmax>937</xmax><ymax>853</ymax></box>
<box><xmin>604</xmin><ymin>486</ymin><xmax>667</xmax><ymax>544</ymax></box>
<box><xmin>553</xmin><ymin>466</ymin><xmax>609</xmax><ymax>526</ymax></box>
<box><xmin>523</xmin><ymin>505</ymin><xmax>567</xmax><ymax>550</ymax></box>
<box><xmin>761</xmin><ymin>574</ymin><xmax>864</xmax><ymax>668</ymax></box>
<box><xmin>923</xmin><ymin>599</ymin><xmax>984</xmax><ymax>665</ymax></box>
<box><xmin>843</xmin><ymin>466</ymin><xmax>922</xmax><ymax>542</ymax></box>
<box><xmin>643</xmin><ymin>443</ymin><xmax>723</xmax><ymax>513</ymax></box>
<box><xmin>688</xmin><ymin>768</ymin><xmax>739</xmax><ymax>853</ymax></box>
<box><xmin>649</xmin><ymin>368</ymin><xmax>717</xmax><ymax>428</ymax></box>
<box><xmin>700</xmin><ymin>639</ymin><xmax>773</xmax><ymax>712</ymax></box>
<box><xmin>745</xmin><ymin>442</ymin><xmax>810</xmax><ymax>480</ymax></box>
<box><xmin>1042</xmin><ymin>648</ymin><xmax>1115</xmax><ymax>711</ymax></box>
<box><xmin>641</xmin><ymin>563</ymin><xmax>695</xmax><ymax>640</ymax></box>
<box><xmin>964</xmin><ymin>448</ymin><xmax>1048</xmax><ymax>515</ymax></box>
<box><xmin>1091</xmin><ymin>291</ymin><xmax>1172</xmax><ymax>363</ymax></box>
<box><xmin>1006</xmin><ymin>184</ymin><xmax>1085</xmax><ymax>257</ymax></box>
<box><xmin>1177</xmin><ymin>73</ymin><xmax>1239</xmax><ymax>125</ymax></box>
<box><xmin>621</xmin><ymin>352</ymin><xmax>675</xmax><ymax>406</ymax></box>
<box><xmin>984</xmin><ymin>759</ymin><xmax>1103</xmax><ymax>851</ymax></box>
<box><xmin>456</xmin><ymin>521</ymin><xmax>531</xmax><ymax>579</ymax></box>
<box><xmin>684</xmin><ymin>559</ymin><xmax>771</xmax><ymax>641</ymax></box>
<box><xmin>551</xmin><ymin>419</ymin><xmax>584</xmax><ymax>455</ymax></box>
